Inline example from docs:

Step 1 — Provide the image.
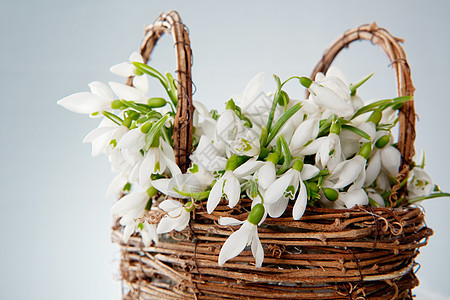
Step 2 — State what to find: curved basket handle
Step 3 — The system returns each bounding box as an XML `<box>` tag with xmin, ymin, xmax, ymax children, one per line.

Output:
<box><xmin>128</xmin><ymin>11</ymin><xmax>193</xmax><ymax>172</ymax></box>
<box><xmin>310</xmin><ymin>22</ymin><xmax>416</xmax><ymax>199</ymax></box>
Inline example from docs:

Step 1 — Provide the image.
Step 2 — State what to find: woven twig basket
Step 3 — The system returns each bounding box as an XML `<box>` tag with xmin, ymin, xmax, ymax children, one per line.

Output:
<box><xmin>112</xmin><ymin>11</ymin><xmax>432</xmax><ymax>300</ymax></box>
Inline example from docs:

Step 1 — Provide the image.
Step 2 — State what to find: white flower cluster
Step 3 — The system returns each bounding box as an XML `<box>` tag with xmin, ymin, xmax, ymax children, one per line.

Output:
<box><xmin>58</xmin><ymin>53</ymin><xmax>444</xmax><ymax>268</ymax></box>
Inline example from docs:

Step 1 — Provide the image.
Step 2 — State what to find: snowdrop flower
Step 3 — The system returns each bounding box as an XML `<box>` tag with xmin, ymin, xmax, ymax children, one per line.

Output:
<box><xmin>110</xmin><ymin>52</ymin><xmax>149</xmax><ymax>93</ymax></box>
<box><xmin>289</xmin><ymin>118</ymin><xmax>320</xmax><ymax>156</ymax></box>
<box><xmin>82</xmin><ymin>118</ymin><xmax>125</xmax><ymax>157</ymax></box>
<box><xmin>407</xmin><ymin>167</ymin><xmax>434</xmax><ymax>198</ymax></box>
<box><xmin>218</xmin><ymin>204</ymin><xmax>265</xmax><ymax>268</ymax></box>
<box><xmin>207</xmin><ymin>155</ymin><xmax>242</xmax><ymax>214</ymax></box>
<box><xmin>190</xmin><ymin>135</ymin><xmax>227</xmax><ymax>172</ymax></box>
<box><xmin>329</xmin><ymin>142</ymin><xmax>371</xmax><ymax>191</ymax></box>
<box><xmin>301</xmin><ymin>121</ymin><xmax>342</xmax><ymax>171</ymax></box>
<box><xmin>216</xmin><ymin>101</ymin><xmax>260</xmax><ymax>157</ymax></box>
<box><xmin>366</xmin><ymin>188</ymin><xmax>386</xmax><ymax>207</ymax></box>
<box><xmin>338</xmin><ymin>188</ymin><xmax>369</xmax><ymax>208</ymax></box>
<box><xmin>265</xmin><ymin>160</ymin><xmax>318</xmax><ymax>220</ymax></box>
<box><xmin>156</xmin><ymin>199</ymin><xmax>191</xmax><ymax>234</ymax></box>
<box><xmin>306</xmin><ymin>69</ymin><xmax>354</xmax><ymax>118</ymax></box>
<box><xmin>256</xmin><ymin>153</ymin><xmax>278</xmax><ymax>190</ymax></box>
<box><xmin>57</xmin><ymin>81</ymin><xmax>114</xmax><ymax>116</ymax></box>
<box><xmin>111</xmin><ymin>187</ymin><xmax>158</xmax><ymax>245</ymax></box>
<box><xmin>365</xmin><ymin>134</ymin><xmax>401</xmax><ymax>186</ymax></box>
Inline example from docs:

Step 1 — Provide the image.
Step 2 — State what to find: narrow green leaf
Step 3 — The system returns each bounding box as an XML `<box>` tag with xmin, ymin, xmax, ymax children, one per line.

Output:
<box><xmin>102</xmin><ymin>111</ymin><xmax>123</xmax><ymax>125</ymax></box>
<box><xmin>349</xmin><ymin>72</ymin><xmax>374</xmax><ymax>96</ymax></box>
<box><xmin>276</xmin><ymin>135</ymin><xmax>293</xmax><ymax>175</ymax></box>
<box><xmin>173</xmin><ymin>187</ymin><xmax>210</xmax><ymax>200</ymax></box>
<box><xmin>407</xmin><ymin>192</ymin><xmax>450</xmax><ymax>204</ymax></box>
<box><xmin>145</xmin><ymin>115</ymin><xmax>168</xmax><ymax>151</ymax></box>
<box><xmin>341</xmin><ymin>124</ymin><xmax>371</xmax><ymax>140</ymax></box>
<box><xmin>265</xmin><ymin>103</ymin><xmax>302</xmax><ymax>146</ymax></box>
<box><xmin>351</xmin><ymin>96</ymin><xmax>412</xmax><ymax>120</ymax></box>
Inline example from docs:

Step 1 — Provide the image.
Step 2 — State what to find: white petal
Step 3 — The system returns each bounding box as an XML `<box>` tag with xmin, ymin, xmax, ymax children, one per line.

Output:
<box><xmin>89</xmin><ymin>81</ymin><xmax>114</xmax><ymax>101</ymax></box>
<box><xmin>218</xmin><ymin>222</ymin><xmax>253</xmax><ymax>266</ymax></box>
<box><xmin>109</xmin><ymin>82</ymin><xmax>147</xmax><ymax>103</ymax></box>
<box><xmin>106</xmin><ymin>173</ymin><xmax>128</xmax><ymax>199</ymax></box>
<box><xmin>174</xmin><ymin>210</ymin><xmax>190</xmax><ymax>231</ymax></box>
<box><xmin>57</xmin><ymin>92</ymin><xmax>109</xmax><ymax>114</ymax></box>
<box><xmin>83</xmin><ymin>126</ymin><xmax>115</xmax><ymax>144</ymax></box>
<box><xmin>258</xmin><ymin>162</ymin><xmax>276</xmax><ymax>190</ymax></box>
<box><xmin>265</xmin><ymin>170</ymin><xmax>295</xmax><ymax>204</ymax></box>
<box><xmin>381</xmin><ymin>146</ymin><xmax>401</xmax><ymax>177</ymax></box>
<box><xmin>289</xmin><ymin>118</ymin><xmax>319</xmax><ymax>153</ymax></box>
<box><xmin>300</xmin><ymin>164</ymin><xmax>320</xmax><ymax>180</ymax></box>
<box><xmin>117</xmin><ymin>128</ymin><xmax>145</xmax><ymax>151</ymax></box>
<box><xmin>365</xmin><ymin>150</ymin><xmax>381</xmax><ymax>186</ymax></box>
<box><xmin>234</xmin><ymin>158</ymin><xmax>264</xmax><ymax>178</ymax></box>
<box><xmin>132</xmin><ymin>75</ymin><xmax>149</xmax><ymax>94</ymax></box>
<box><xmin>122</xmin><ymin>223</ymin><xmax>136</xmax><ymax>243</ymax></box>
<box><xmin>139</xmin><ymin>149</ymin><xmax>157</xmax><ymax>187</ymax></box>
<box><xmin>251</xmin><ymin>234</ymin><xmax>264</xmax><ymax>268</ymax></box>
<box><xmin>207</xmin><ymin>177</ymin><xmax>225</xmax><ymax>214</ymax></box>
<box><xmin>129</xmin><ymin>52</ymin><xmax>144</xmax><ymax>63</ymax></box>
<box><xmin>158</xmin><ymin>199</ymin><xmax>182</xmax><ymax>212</ymax></box>
<box><xmin>224</xmin><ymin>174</ymin><xmax>241</xmax><ymax>208</ymax></box>
<box><xmin>267</xmin><ymin>196</ymin><xmax>289</xmax><ymax>218</ymax></box>
<box><xmin>300</xmin><ymin>137</ymin><xmax>326</xmax><ymax>155</ymax></box>
<box><xmin>218</xmin><ymin>217</ymin><xmax>245</xmax><ymax>226</ymax></box>
<box><xmin>111</xmin><ymin>191</ymin><xmax>148</xmax><ymax>214</ymax></box>
<box><xmin>110</xmin><ymin>62</ymin><xmax>135</xmax><ymax>77</ymax></box>
<box><xmin>340</xmin><ymin>189</ymin><xmax>368</xmax><ymax>208</ymax></box>
<box><xmin>242</xmin><ymin>73</ymin><xmax>265</xmax><ymax>106</ymax></box>
<box><xmin>333</xmin><ymin>156</ymin><xmax>365</xmax><ymax>189</ymax></box>
<box><xmin>293</xmin><ymin>180</ymin><xmax>307</xmax><ymax>220</ymax></box>
<box><xmin>157</xmin><ymin>215</ymin><xmax>179</xmax><ymax>234</ymax></box>
<box><xmin>193</xmin><ymin>101</ymin><xmax>210</xmax><ymax>117</ymax></box>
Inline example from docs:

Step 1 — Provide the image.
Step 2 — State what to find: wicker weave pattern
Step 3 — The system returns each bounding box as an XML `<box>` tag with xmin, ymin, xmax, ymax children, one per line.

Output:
<box><xmin>113</xmin><ymin>12</ymin><xmax>431</xmax><ymax>300</ymax></box>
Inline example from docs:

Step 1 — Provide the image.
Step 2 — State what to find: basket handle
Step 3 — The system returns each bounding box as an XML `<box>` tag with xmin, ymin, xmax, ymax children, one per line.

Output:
<box><xmin>128</xmin><ymin>11</ymin><xmax>193</xmax><ymax>173</ymax></box>
<box><xmin>310</xmin><ymin>22</ymin><xmax>416</xmax><ymax>187</ymax></box>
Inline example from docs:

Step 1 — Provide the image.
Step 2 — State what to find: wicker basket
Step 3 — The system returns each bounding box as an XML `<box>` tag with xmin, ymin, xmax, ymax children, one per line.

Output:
<box><xmin>112</xmin><ymin>11</ymin><xmax>432</xmax><ymax>300</ymax></box>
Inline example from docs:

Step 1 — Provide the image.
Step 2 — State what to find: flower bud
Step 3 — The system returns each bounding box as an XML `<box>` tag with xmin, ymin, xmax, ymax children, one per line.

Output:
<box><xmin>299</xmin><ymin>77</ymin><xmax>312</xmax><ymax>88</ymax></box>
<box><xmin>323</xmin><ymin>188</ymin><xmax>339</xmax><ymax>201</ymax></box>
<box><xmin>148</xmin><ymin>97</ymin><xmax>167</xmax><ymax>108</ymax></box>
<box><xmin>266</xmin><ymin>152</ymin><xmax>279</xmax><ymax>165</ymax></box>
<box><xmin>146</xmin><ymin>186</ymin><xmax>158</xmax><ymax>197</ymax></box>
<box><xmin>111</xmin><ymin>99</ymin><xmax>123</xmax><ymax>109</ymax></box>
<box><xmin>278</xmin><ymin>90</ymin><xmax>290</xmax><ymax>106</ymax></box>
<box><xmin>248</xmin><ymin>203</ymin><xmax>265</xmax><ymax>225</ymax></box>
<box><xmin>375</xmin><ymin>135</ymin><xmax>390</xmax><ymax>149</ymax></box>
<box><xmin>140</xmin><ymin>121</ymin><xmax>154</xmax><ymax>134</ymax></box>
<box><xmin>184</xmin><ymin>201</ymin><xmax>195</xmax><ymax>212</ymax></box>
<box><xmin>122</xmin><ymin>116</ymin><xmax>132</xmax><ymax>128</ymax></box>
<box><xmin>358</xmin><ymin>142</ymin><xmax>372</xmax><ymax>159</ymax></box>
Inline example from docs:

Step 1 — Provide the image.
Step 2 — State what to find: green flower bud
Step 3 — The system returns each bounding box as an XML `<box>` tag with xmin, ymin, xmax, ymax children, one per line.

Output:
<box><xmin>266</xmin><ymin>152</ymin><xmax>279</xmax><ymax>165</ymax></box>
<box><xmin>278</xmin><ymin>90</ymin><xmax>290</xmax><ymax>106</ymax></box>
<box><xmin>225</xmin><ymin>154</ymin><xmax>238</xmax><ymax>171</ymax></box>
<box><xmin>293</xmin><ymin>160</ymin><xmax>304</xmax><ymax>172</ymax></box>
<box><xmin>146</xmin><ymin>186</ymin><xmax>158</xmax><ymax>197</ymax></box>
<box><xmin>184</xmin><ymin>201</ymin><xmax>195</xmax><ymax>212</ymax></box>
<box><xmin>122</xmin><ymin>116</ymin><xmax>132</xmax><ymax>129</ymax></box>
<box><xmin>225</xmin><ymin>99</ymin><xmax>236</xmax><ymax>110</ymax></box>
<box><xmin>323</xmin><ymin>188</ymin><xmax>339</xmax><ymax>201</ymax></box>
<box><xmin>140</xmin><ymin>121</ymin><xmax>154</xmax><ymax>134</ymax></box>
<box><xmin>358</xmin><ymin>142</ymin><xmax>372</xmax><ymax>159</ymax></box>
<box><xmin>330</xmin><ymin>121</ymin><xmax>341</xmax><ymax>135</ymax></box>
<box><xmin>111</xmin><ymin>99</ymin><xmax>123</xmax><ymax>109</ymax></box>
<box><xmin>148</xmin><ymin>97</ymin><xmax>167</xmax><ymax>108</ymax></box>
<box><xmin>248</xmin><ymin>203</ymin><xmax>265</xmax><ymax>225</ymax></box>
<box><xmin>367</xmin><ymin>109</ymin><xmax>382</xmax><ymax>125</ymax></box>
<box><xmin>375</xmin><ymin>135</ymin><xmax>390</xmax><ymax>149</ymax></box>
<box><xmin>299</xmin><ymin>77</ymin><xmax>312</xmax><ymax>88</ymax></box>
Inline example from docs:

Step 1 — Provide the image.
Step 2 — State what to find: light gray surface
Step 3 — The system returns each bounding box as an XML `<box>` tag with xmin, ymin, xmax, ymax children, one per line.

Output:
<box><xmin>1</xmin><ymin>1</ymin><xmax>449</xmax><ymax>299</ymax></box>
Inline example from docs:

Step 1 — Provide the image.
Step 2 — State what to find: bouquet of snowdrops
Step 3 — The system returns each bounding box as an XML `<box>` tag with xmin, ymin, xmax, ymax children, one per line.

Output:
<box><xmin>58</xmin><ymin>52</ymin><xmax>446</xmax><ymax>268</ymax></box>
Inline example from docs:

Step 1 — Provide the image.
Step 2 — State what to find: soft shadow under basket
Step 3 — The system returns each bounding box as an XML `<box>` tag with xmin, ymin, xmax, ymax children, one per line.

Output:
<box><xmin>112</xmin><ymin>11</ymin><xmax>432</xmax><ymax>300</ymax></box>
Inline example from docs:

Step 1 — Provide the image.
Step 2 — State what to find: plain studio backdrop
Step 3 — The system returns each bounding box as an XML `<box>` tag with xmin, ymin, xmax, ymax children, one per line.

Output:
<box><xmin>1</xmin><ymin>0</ymin><xmax>449</xmax><ymax>299</ymax></box>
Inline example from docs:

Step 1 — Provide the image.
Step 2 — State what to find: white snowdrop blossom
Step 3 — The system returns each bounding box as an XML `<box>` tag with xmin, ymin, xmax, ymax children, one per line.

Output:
<box><xmin>407</xmin><ymin>167</ymin><xmax>434</xmax><ymax>198</ymax></box>
<box><xmin>157</xmin><ymin>199</ymin><xmax>191</xmax><ymax>234</ymax></box>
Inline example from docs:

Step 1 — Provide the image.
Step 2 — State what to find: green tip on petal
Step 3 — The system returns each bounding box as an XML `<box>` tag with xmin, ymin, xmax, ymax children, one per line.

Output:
<box><xmin>189</xmin><ymin>164</ymin><xmax>199</xmax><ymax>174</ymax></box>
<box><xmin>122</xmin><ymin>182</ymin><xmax>131</xmax><ymax>192</ymax></box>
<box><xmin>266</xmin><ymin>152</ymin><xmax>279</xmax><ymax>165</ymax></box>
<box><xmin>137</xmin><ymin>223</ymin><xmax>144</xmax><ymax>230</ymax></box>
<box><xmin>358</xmin><ymin>142</ymin><xmax>372</xmax><ymax>159</ymax></box>
<box><xmin>323</xmin><ymin>188</ymin><xmax>339</xmax><ymax>201</ymax></box>
<box><xmin>248</xmin><ymin>203</ymin><xmax>265</xmax><ymax>225</ymax></box>
<box><xmin>375</xmin><ymin>135</ymin><xmax>390</xmax><ymax>149</ymax></box>
<box><xmin>299</xmin><ymin>77</ymin><xmax>312</xmax><ymax>88</ymax></box>
<box><xmin>225</xmin><ymin>99</ymin><xmax>236</xmax><ymax>110</ymax></box>
<box><xmin>146</xmin><ymin>186</ymin><xmax>158</xmax><ymax>197</ymax></box>
<box><xmin>293</xmin><ymin>160</ymin><xmax>304</xmax><ymax>172</ymax></box>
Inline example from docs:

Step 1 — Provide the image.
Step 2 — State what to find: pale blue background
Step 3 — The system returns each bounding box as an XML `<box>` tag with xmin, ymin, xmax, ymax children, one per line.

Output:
<box><xmin>1</xmin><ymin>0</ymin><xmax>449</xmax><ymax>299</ymax></box>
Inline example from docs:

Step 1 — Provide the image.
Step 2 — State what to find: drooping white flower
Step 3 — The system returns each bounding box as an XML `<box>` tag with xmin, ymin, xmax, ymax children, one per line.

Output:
<box><xmin>289</xmin><ymin>118</ymin><xmax>320</xmax><ymax>156</ymax></box>
<box><xmin>338</xmin><ymin>188</ymin><xmax>369</xmax><ymax>208</ymax></box>
<box><xmin>82</xmin><ymin>118</ymin><xmax>124</xmax><ymax>157</ymax></box>
<box><xmin>407</xmin><ymin>167</ymin><xmax>434</xmax><ymax>198</ymax></box>
<box><xmin>218</xmin><ymin>204</ymin><xmax>265</xmax><ymax>268</ymax></box>
<box><xmin>301</xmin><ymin>132</ymin><xmax>342</xmax><ymax>171</ymax></box>
<box><xmin>110</xmin><ymin>52</ymin><xmax>149</xmax><ymax>93</ymax></box>
<box><xmin>57</xmin><ymin>81</ymin><xmax>114</xmax><ymax>116</ymax></box>
<box><xmin>366</xmin><ymin>188</ymin><xmax>385</xmax><ymax>207</ymax></box>
<box><xmin>156</xmin><ymin>199</ymin><xmax>191</xmax><ymax>234</ymax></box>
<box><xmin>207</xmin><ymin>170</ymin><xmax>241</xmax><ymax>214</ymax></box>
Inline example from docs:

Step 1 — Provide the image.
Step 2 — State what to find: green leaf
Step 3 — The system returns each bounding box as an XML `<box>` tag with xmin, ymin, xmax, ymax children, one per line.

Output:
<box><xmin>407</xmin><ymin>192</ymin><xmax>450</xmax><ymax>204</ymax></box>
<box><xmin>145</xmin><ymin>115</ymin><xmax>169</xmax><ymax>151</ymax></box>
<box><xmin>349</xmin><ymin>72</ymin><xmax>374</xmax><ymax>96</ymax></box>
<box><xmin>265</xmin><ymin>75</ymin><xmax>282</xmax><ymax>136</ymax></box>
<box><xmin>173</xmin><ymin>187</ymin><xmax>210</xmax><ymax>201</ymax></box>
<box><xmin>102</xmin><ymin>111</ymin><xmax>123</xmax><ymax>125</ymax></box>
<box><xmin>351</xmin><ymin>96</ymin><xmax>412</xmax><ymax>120</ymax></box>
<box><xmin>165</xmin><ymin>72</ymin><xmax>178</xmax><ymax>106</ymax></box>
<box><xmin>276</xmin><ymin>135</ymin><xmax>293</xmax><ymax>175</ymax></box>
<box><xmin>341</xmin><ymin>124</ymin><xmax>371</xmax><ymax>140</ymax></box>
<box><xmin>265</xmin><ymin>103</ymin><xmax>302</xmax><ymax>146</ymax></box>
